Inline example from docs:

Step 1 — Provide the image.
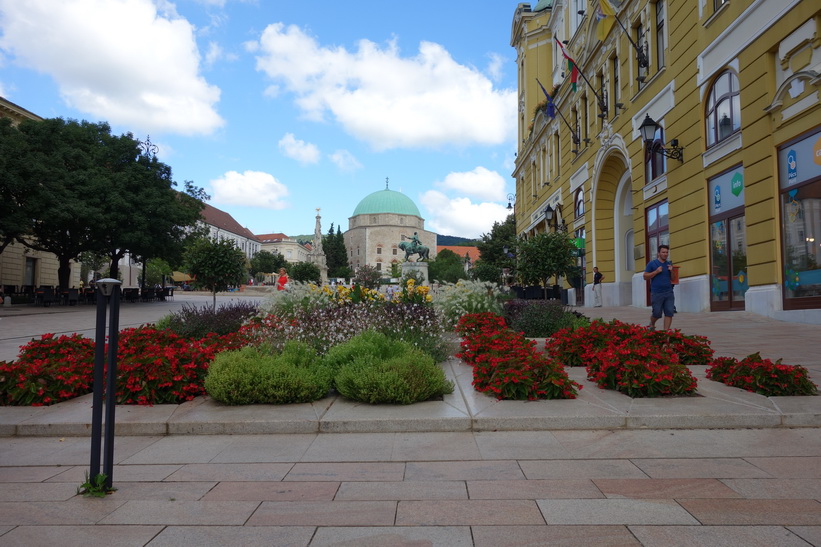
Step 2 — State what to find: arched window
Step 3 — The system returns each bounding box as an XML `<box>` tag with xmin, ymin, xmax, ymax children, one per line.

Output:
<box><xmin>575</xmin><ymin>188</ymin><xmax>585</xmax><ymax>218</ymax></box>
<box><xmin>706</xmin><ymin>70</ymin><xmax>740</xmax><ymax>147</ymax></box>
<box><xmin>645</xmin><ymin>126</ymin><xmax>667</xmax><ymax>181</ymax></box>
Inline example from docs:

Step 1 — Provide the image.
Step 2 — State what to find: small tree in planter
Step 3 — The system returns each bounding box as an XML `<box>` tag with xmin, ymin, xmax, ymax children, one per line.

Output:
<box><xmin>516</xmin><ymin>231</ymin><xmax>578</xmax><ymax>299</ymax></box>
<box><xmin>184</xmin><ymin>237</ymin><xmax>247</xmax><ymax>309</ymax></box>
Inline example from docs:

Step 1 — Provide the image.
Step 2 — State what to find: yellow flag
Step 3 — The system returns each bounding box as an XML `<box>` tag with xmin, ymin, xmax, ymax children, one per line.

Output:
<box><xmin>596</xmin><ymin>1</ymin><xmax>616</xmax><ymax>41</ymax></box>
<box><xmin>600</xmin><ymin>0</ymin><xmax>616</xmax><ymax>17</ymax></box>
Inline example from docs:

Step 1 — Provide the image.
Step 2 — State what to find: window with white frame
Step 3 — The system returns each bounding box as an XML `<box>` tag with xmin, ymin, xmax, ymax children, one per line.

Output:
<box><xmin>706</xmin><ymin>70</ymin><xmax>741</xmax><ymax>147</ymax></box>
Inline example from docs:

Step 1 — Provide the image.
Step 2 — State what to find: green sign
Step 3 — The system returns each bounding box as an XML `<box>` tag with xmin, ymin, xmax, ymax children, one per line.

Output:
<box><xmin>731</xmin><ymin>172</ymin><xmax>744</xmax><ymax>197</ymax></box>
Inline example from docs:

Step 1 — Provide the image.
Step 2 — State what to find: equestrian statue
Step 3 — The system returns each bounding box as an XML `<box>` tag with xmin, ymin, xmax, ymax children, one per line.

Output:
<box><xmin>399</xmin><ymin>232</ymin><xmax>430</xmax><ymax>262</ymax></box>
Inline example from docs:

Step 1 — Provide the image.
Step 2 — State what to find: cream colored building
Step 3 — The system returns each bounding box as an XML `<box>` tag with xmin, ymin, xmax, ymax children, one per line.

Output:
<box><xmin>344</xmin><ymin>186</ymin><xmax>437</xmax><ymax>274</ymax></box>
<box><xmin>510</xmin><ymin>0</ymin><xmax>820</xmax><ymax>323</ymax></box>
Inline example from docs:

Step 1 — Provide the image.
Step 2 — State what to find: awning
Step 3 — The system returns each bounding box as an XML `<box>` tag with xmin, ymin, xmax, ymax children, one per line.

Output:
<box><xmin>171</xmin><ymin>271</ymin><xmax>194</xmax><ymax>283</ymax></box>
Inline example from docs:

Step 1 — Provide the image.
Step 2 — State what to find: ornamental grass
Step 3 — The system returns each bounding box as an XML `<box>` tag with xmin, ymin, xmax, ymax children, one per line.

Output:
<box><xmin>455</xmin><ymin>312</ymin><xmax>581</xmax><ymax>400</ymax></box>
<box><xmin>706</xmin><ymin>352</ymin><xmax>818</xmax><ymax>396</ymax></box>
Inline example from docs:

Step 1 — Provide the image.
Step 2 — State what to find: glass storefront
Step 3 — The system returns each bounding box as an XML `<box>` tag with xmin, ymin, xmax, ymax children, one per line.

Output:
<box><xmin>708</xmin><ymin>166</ymin><xmax>747</xmax><ymax>310</ymax></box>
<box><xmin>778</xmin><ymin>128</ymin><xmax>821</xmax><ymax>310</ymax></box>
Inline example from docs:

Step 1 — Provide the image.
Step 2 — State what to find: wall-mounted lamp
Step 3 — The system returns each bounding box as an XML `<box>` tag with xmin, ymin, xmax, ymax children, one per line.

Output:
<box><xmin>615</xmin><ymin>102</ymin><xmax>625</xmax><ymax>112</ymax></box>
<box><xmin>507</xmin><ymin>193</ymin><xmax>517</xmax><ymax>210</ymax></box>
<box><xmin>639</xmin><ymin>114</ymin><xmax>684</xmax><ymax>163</ymax></box>
<box><xmin>577</xmin><ymin>10</ymin><xmax>585</xmax><ymax>15</ymax></box>
<box><xmin>562</xmin><ymin>40</ymin><xmax>569</xmax><ymax>45</ymax></box>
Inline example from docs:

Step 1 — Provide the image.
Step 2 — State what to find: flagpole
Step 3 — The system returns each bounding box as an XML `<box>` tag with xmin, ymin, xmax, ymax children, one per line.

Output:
<box><xmin>536</xmin><ymin>79</ymin><xmax>580</xmax><ymax>148</ymax></box>
<box><xmin>555</xmin><ymin>37</ymin><xmax>608</xmax><ymax>118</ymax></box>
<box><xmin>610</xmin><ymin>11</ymin><xmax>649</xmax><ymax>68</ymax></box>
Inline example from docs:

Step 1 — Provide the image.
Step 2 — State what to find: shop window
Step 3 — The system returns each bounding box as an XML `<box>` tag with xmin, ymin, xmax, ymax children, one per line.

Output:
<box><xmin>708</xmin><ymin>166</ymin><xmax>747</xmax><ymax>310</ymax></box>
<box><xmin>706</xmin><ymin>70</ymin><xmax>741</xmax><ymax>147</ymax></box>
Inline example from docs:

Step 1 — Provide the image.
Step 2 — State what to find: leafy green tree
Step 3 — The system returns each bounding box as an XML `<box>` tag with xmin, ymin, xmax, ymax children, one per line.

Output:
<box><xmin>323</xmin><ymin>224</ymin><xmax>351</xmax><ymax>278</ymax></box>
<box><xmin>249</xmin><ymin>250</ymin><xmax>285</xmax><ymax>281</ymax></box>
<box><xmin>290</xmin><ymin>261</ymin><xmax>321</xmax><ymax>283</ymax></box>
<box><xmin>428</xmin><ymin>248</ymin><xmax>468</xmax><ymax>283</ymax></box>
<box><xmin>0</xmin><ymin>118</ymin><xmax>31</xmax><ymax>256</ymax></box>
<box><xmin>477</xmin><ymin>214</ymin><xmax>517</xmax><ymax>274</ymax></box>
<box><xmin>184</xmin><ymin>238</ymin><xmax>247</xmax><ymax>309</ymax></box>
<box><xmin>353</xmin><ymin>264</ymin><xmax>381</xmax><ymax>289</ymax></box>
<box><xmin>144</xmin><ymin>258</ymin><xmax>173</xmax><ymax>286</ymax></box>
<box><xmin>5</xmin><ymin>117</ymin><xmax>204</xmax><ymax>288</ymax></box>
<box><xmin>516</xmin><ymin>231</ymin><xmax>578</xmax><ymax>296</ymax></box>
<box><xmin>469</xmin><ymin>259</ymin><xmax>502</xmax><ymax>283</ymax></box>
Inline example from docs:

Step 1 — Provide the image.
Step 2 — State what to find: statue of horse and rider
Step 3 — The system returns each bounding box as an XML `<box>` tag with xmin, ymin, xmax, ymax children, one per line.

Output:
<box><xmin>399</xmin><ymin>232</ymin><xmax>430</xmax><ymax>261</ymax></box>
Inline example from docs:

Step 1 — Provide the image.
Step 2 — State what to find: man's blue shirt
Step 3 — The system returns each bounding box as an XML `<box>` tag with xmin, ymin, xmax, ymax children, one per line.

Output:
<box><xmin>646</xmin><ymin>259</ymin><xmax>674</xmax><ymax>294</ymax></box>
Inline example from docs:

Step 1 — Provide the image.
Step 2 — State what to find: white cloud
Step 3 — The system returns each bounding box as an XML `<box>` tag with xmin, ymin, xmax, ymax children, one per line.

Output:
<box><xmin>249</xmin><ymin>23</ymin><xmax>517</xmax><ymax>150</ymax></box>
<box><xmin>486</xmin><ymin>52</ymin><xmax>505</xmax><ymax>83</ymax></box>
<box><xmin>278</xmin><ymin>133</ymin><xmax>320</xmax><ymax>164</ymax></box>
<box><xmin>437</xmin><ymin>167</ymin><xmax>507</xmax><ymax>201</ymax></box>
<box><xmin>0</xmin><ymin>0</ymin><xmax>224</xmax><ymax>135</ymax></box>
<box><xmin>421</xmin><ymin>190</ymin><xmax>510</xmax><ymax>239</ymax></box>
<box><xmin>329</xmin><ymin>149</ymin><xmax>362</xmax><ymax>172</ymax></box>
<box><xmin>210</xmin><ymin>170</ymin><xmax>289</xmax><ymax>209</ymax></box>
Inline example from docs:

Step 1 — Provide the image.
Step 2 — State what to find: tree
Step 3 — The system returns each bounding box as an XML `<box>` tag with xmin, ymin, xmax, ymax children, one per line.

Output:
<box><xmin>0</xmin><ymin>117</ymin><xmax>32</xmax><ymax>256</ymax></box>
<box><xmin>516</xmin><ymin>231</ymin><xmax>578</xmax><ymax>297</ymax></box>
<box><xmin>184</xmin><ymin>238</ymin><xmax>247</xmax><ymax>309</ymax></box>
<box><xmin>428</xmin><ymin>248</ymin><xmax>469</xmax><ymax>283</ymax></box>
<box><xmin>477</xmin><ymin>214</ymin><xmax>517</xmax><ymax>273</ymax></box>
<box><xmin>470</xmin><ymin>259</ymin><xmax>502</xmax><ymax>283</ymax></box>
<box><xmin>353</xmin><ymin>264</ymin><xmax>381</xmax><ymax>289</ymax></box>
<box><xmin>323</xmin><ymin>224</ymin><xmax>351</xmax><ymax>278</ymax></box>
<box><xmin>249</xmin><ymin>250</ymin><xmax>285</xmax><ymax>282</ymax></box>
<box><xmin>143</xmin><ymin>258</ymin><xmax>173</xmax><ymax>286</ymax></box>
<box><xmin>6</xmin><ymin>117</ymin><xmax>204</xmax><ymax>288</ymax></box>
<box><xmin>290</xmin><ymin>261</ymin><xmax>321</xmax><ymax>284</ymax></box>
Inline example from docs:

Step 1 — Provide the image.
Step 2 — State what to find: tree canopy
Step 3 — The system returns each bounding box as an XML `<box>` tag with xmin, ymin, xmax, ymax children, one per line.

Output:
<box><xmin>184</xmin><ymin>237</ymin><xmax>247</xmax><ymax>309</ymax></box>
<box><xmin>1</xmin><ymin>117</ymin><xmax>204</xmax><ymax>288</ymax></box>
<box><xmin>428</xmin><ymin>248</ymin><xmax>469</xmax><ymax>284</ymax></box>
<box><xmin>323</xmin><ymin>223</ymin><xmax>351</xmax><ymax>279</ymax></box>
<box><xmin>249</xmin><ymin>250</ymin><xmax>286</xmax><ymax>281</ymax></box>
<box><xmin>516</xmin><ymin>231</ymin><xmax>579</xmax><ymax>292</ymax></box>
<box><xmin>289</xmin><ymin>261</ymin><xmax>321</xmax><ymax>284</ymax></box>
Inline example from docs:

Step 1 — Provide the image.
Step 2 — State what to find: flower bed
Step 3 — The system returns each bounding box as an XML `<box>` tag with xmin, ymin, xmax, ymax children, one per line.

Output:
<box><xmin>455</xmin><ymin>312</ymin><xmax>581</xmax><ymax>400</ymax></box>
<box><xmin>706</xmin><ymin>352</ymin><xmax>818</xmax><ymax>396</ymax></box>
<box><xmin>544</xmin><ymin>320</ymin><xmax>705</xmax><ymax>398</ymax></box>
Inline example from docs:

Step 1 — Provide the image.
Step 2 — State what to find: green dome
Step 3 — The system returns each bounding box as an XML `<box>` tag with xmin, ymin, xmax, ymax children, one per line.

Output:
<box><xmin>352</xmin><ymin>189</ymin><xmax>421</xmax><ymax>217</ymax></box>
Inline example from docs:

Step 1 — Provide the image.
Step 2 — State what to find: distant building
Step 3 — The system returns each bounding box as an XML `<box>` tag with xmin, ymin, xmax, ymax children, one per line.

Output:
<box><xmin>344</xmin><ymin>184</ymin><xmax>437</xmax><ymax>274</ymax></box>
<box><xmin>255</xmin><ymin>232</ymin><xmax>311</xmax><ymax>264</ymax></box>
<box><xmin>200</xmin><ymin>203</ymin><xmax>260</xmax><ymax>259</ymax></box>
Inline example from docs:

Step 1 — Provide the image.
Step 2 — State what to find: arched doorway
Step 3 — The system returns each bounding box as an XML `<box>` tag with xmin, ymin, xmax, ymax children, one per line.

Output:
<box><xmin>593</xmin><ymin>152</ymin><xmax>633</xmax><ymax>306</ymax></box>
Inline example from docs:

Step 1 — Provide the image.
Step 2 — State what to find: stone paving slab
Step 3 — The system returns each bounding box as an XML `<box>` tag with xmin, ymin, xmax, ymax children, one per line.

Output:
<box><xmin>536</xmin><ymin>498</ymin><xmax>701</xmax><ymax>525</ymax></box>
<box><xmin>0</xmin><ymin>525</ymin><xmax>164</xmax><ymax>547</ymax></box>
<box><xmin>472</xmin><ymin>525</ymin><xmax>641</xmax><ymax>547</ymax></box>
<box><xmin>628</xmin><ymin>525</ymin><xmax>812</xmax><ymax>547</ymax></box>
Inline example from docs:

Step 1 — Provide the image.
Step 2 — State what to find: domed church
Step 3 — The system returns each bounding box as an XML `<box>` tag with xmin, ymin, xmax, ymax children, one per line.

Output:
<box><xmin>343</xmin><ymin>180</ymin><xmax>437</xmax><ymax>274</ymax></box>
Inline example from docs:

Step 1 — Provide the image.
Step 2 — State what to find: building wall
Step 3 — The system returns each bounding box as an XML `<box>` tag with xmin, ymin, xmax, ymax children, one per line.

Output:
<box><xmin>510</xmin><ymin>0</ymin><xmax>821</xmax><ymax>323</ymax></box>
<box><xmin>259</xmin><ymin>239</ymin><xmax>310</xmax><ymax>264</ymax></box>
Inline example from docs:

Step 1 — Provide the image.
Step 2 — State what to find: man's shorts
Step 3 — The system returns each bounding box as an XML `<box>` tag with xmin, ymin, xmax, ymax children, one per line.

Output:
<box><xmin>651</xmin><ymin>291</ymin><xmax>675</xmax><ymax>318</ymax></box>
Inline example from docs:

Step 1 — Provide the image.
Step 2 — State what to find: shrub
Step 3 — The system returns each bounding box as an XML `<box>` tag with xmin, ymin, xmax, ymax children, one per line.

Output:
<box><xmin>322</xmin><ymin>330</ymin><xmax>410</xmax><ymax>376</ymax></box>
<box><xmin>334</xmin><ymin>351</ymin><xmax>454</xmax><ymax>405</ymax></box>
<box><xmin>434</xmin><ymin>279</ymin><xmax>503</xmax><ymax>328</ymax></box>
<box><xmin>455</xmin><ymin>313</ymin><xmax>581</xmax><ymax>400</ymax></box>
<box><xmin>156</xmin><ymin>301</ymin><xmax>259</xmax><ymax>338</ymax></box>
<box><xmin>706</xmin><ymin>352</ymin><xmax>818</xmax><ymax>396</ymax></box>
<box><xmin>205</xmin><ymin>343</ymin><xmax>332</xmax><ymax>405</ymax></box>
<box><xmin>0</xmin><ymin>333</ymin><xmax>95</xmax><ymax>406</ymax></box>
<box><xmin>503</xmin><ymin>299</ymin><xmax>590</xmax><ymax>337</ymax></box>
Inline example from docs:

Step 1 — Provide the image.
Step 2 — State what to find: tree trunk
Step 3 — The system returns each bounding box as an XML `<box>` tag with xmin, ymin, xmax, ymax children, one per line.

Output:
<box><xmin>58</xmin><ymin>257</ymin><xmax>73</xmax><ymax>289</ymax></box>
<box><xmin>212</xmin><ymin>290</ymin><xmax>217</xmax><ymax>311</ymax></box>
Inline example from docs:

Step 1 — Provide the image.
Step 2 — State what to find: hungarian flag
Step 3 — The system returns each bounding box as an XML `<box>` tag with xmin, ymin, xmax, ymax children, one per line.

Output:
<box><xmin>596</xmin><ymin>0</ymin><xmax>616</xmax><ymax>41</ymax></box>
<box><xmin>555</xmin><ymin>37</ymin><xmax>578</xmax><ymax>92</ymax></box>
<box><xmin>536</xmin><ymin>78</ymin><xmax>556</xmax><ymax>119</ymax></box>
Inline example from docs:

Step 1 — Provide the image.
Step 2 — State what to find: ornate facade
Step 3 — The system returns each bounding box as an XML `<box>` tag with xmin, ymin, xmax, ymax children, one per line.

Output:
<box><xmin>511</xmin><ymin>0</ymin><xmax>820</xmax><ymax>323</ymax></box>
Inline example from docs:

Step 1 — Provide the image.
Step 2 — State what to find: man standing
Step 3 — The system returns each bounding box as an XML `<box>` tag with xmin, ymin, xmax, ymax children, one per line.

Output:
<box><xmin>643</xmin><ymin>244</ymin><xmax>675</xmax><ymax>330</ymax></box>
<box><xmin>592</xmin><ymin>266</ymin><xmax>603</xmax><ymax>307</ymax></box>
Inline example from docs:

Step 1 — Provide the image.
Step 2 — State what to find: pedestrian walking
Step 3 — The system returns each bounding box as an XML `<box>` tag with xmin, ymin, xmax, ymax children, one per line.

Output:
<box><xmin>643</xmin><ymin>244</ymin><xmax>675</xmax><ymax>330</ymax></box>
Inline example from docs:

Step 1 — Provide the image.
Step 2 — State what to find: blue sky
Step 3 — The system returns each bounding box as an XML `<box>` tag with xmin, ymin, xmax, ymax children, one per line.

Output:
<box><xmin>0</xmin><ymin>0</ymin><xmax>518</xmax><ymax>239</ymax></box>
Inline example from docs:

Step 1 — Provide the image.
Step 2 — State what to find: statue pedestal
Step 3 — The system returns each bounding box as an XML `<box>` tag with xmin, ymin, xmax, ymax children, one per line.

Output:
<box><xmin>401</xmin><ymin>261</ymin><xmax>429</xmax><ymax>286</ymax></box>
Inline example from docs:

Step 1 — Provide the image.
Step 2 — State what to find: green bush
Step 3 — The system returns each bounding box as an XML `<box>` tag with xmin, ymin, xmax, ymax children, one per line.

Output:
<box><xmin>503</xmin><ymin>299</ymin><xmax>589</xmax><ymax>337</ymax></box>
<box><xmin>322</xmin><ymin>330</ymin><xmax>410</xmax><ymax>376</ymax></box>
<box><xmin>334</xmin><ymin>351</ymin><xmax>454</xmax><ymax>405</ymax></box>
<box><xmin>204</xmin><ymin>343</ymin><xmax>332</xmax><ymax>405</ymax></box>
<box><xmin>433</xmin><ymin>279</ymin><xmax>503</xmax><ymax>328</ymax></box>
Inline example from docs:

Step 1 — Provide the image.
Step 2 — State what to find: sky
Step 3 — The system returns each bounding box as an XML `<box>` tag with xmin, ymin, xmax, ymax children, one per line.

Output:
<box><xmin>0</xmin><ymin>0</ymin><xmax>519</xmax><ymax>240</ymax></box>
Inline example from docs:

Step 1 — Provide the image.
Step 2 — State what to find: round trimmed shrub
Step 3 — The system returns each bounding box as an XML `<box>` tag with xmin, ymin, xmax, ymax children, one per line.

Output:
<box><xmin>204</xmin><ymin>343</ymin><xmax>332</xmax><ymax>405</ymax></box>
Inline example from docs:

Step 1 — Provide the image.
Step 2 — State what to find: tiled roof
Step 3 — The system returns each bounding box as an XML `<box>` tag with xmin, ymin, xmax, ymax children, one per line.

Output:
<box><xmin>200</xmin><ymin>203</ymin><xmax>259</xmax><ymax>241</ymax></box>
<box><xmin>436</xmin><ymin>246</ymin><xmax>480</xmax><ymax>262</ymax></box>
<box><xmin>256</xmin><ymin>232</ymin><xmax>289</xmax><ymax>243</ymax></box>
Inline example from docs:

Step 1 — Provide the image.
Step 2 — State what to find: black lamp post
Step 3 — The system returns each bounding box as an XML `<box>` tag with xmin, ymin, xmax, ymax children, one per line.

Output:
<box><xmin>89</xmin><ymin>278</ymin><xmax>122</xmax><ymax>491</ymax></box>
<box><xmin>639</xmin><ymin>114</ymin><xmax>684</xmax><ymax>163</ymax></box>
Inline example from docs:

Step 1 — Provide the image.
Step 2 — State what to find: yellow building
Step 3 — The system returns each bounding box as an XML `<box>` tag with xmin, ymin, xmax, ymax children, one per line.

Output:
<box><xmin>510</xmin><ymin>0</ymin><xmax>820</xmax><ymax>323</ymax></box>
